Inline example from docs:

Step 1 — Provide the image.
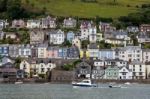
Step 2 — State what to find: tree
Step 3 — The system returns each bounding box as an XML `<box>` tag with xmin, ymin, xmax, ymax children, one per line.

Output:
<box><xmin>63</xmin><ymin>64</ymin><xmax>74</xmax><ymax>71</ymax></box>
<box><xmin>7</xmin><ymin>0</ymin><xmax>23</xmax><ymax>19</ymax></box>
<box><xmin>62</xmin><ymin>39</ymin><xmax>72</xmax><ymax>47</ymax></box>
<box><xmin>15</xmin><ymin>57</ymin><xmax>22</xmax><ymax>69</ymax></box>
<box><xmin>131</xmin><ymin>35</ymin><xmax>138</xmax><ymax>46</ymax></box>
<box><xmin>81</xmin><ymin>40</ymin><xmax>89</xmax><ymax>49</ymax></box>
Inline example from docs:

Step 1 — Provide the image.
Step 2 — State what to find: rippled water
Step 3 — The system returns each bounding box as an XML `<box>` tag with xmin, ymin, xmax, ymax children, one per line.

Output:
<box><xmin>0</xmin><ymin>83</ymin><xmax>150</xmax><ymax>99</ymax></box>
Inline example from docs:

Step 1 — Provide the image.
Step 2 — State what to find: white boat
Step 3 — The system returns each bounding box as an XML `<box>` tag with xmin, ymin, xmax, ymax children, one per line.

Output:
<box><xmin>124</xmin><ymin>82</ymin><xmax>131</xmax><ymax>85</ymax></box>
<box><xmin>15</xmin><ymin>81</ymin><xmax>23</xmax><ymax>84</ymax></box>
<box><xmin>72</xmin><ymin>79</ymin><xmax>97</xmax><ymax>87</ymax></box>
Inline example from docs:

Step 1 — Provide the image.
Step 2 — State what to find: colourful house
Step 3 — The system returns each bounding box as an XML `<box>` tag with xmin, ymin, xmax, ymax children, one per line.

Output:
<box><xmin>104</xmin><ymin>66</ymin><xmax>119</xmax><ymax>79</ymax></box>
<box><xmin>80</xmin><ymin>49</ymin><xmax>89</xmax><ymax>59</ymax></box>
<box><xmin>0</xmin><ymin>44</ymin><xmax>9</xmax><ymax>56</ymax></box>
<box><xmin>58</xmin><ymin>47</ymin><xmax>68</xmax><ymax>59</ymax></box>
<box><xmin>47</xmin><ymin>47</ymin><xmax>59</xmax><ymax>58</ymax></box>
<box><xmin>67</xmin><ymin>31</ymin><xmax>75</xmax><ymax>43</ymax></box>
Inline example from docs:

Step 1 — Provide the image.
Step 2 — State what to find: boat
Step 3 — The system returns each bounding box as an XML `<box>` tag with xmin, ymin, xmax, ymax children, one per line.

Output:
<box><xmin>124</xmin><ymin>82</ymin><xmax>131</xmax><ymax>85</ymax></box>
<box><xmin>72</xmin><ymin>79</ymin><xmax>97</xmax><ymax>87</ymax></box>
<box><xmin>15</xmin><ymin>81</ymin><xmax>23</xmax><ymax>84</ymax></box>
<box><xmin>108</xmin><ymin>84</ymin><xmax>121</xmax><ymax>88</ymax></box>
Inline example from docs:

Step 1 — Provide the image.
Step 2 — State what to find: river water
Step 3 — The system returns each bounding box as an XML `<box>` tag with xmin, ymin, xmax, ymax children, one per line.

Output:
<box><xmin>0</xmin><ymin>83</ymin><xmax>150</xmax><ymax>99</ymax></box>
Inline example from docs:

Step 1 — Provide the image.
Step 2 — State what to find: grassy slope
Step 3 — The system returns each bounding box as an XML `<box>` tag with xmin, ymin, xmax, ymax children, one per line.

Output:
<box><xmin>22</xmin><ymin>0</ymin><xmax>150</xmax><ymax>18</ymax></box>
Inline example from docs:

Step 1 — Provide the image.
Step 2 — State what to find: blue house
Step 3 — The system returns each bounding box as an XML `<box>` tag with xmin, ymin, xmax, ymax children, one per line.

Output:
<box><xmin>58</xmin><ymin>48</ymin><xmax>68</xmax><ymax>59</ymax></box>
<box><xmin>66</xmin><ymin>31</ymin><xmax>75</xmax><ymax>43</ymax></box>
<box><xmin>0</xmin><ymin>44</ymin><xmax>9</xmax><ymax>56</ymax></box>
<box><xmin>98</xmin><ymin>49</ymin><xmax>115</xmax><ymax>60</ymax></box>
<box><xmin>67</xmin><ymin>46</ymin><xmax>79</xmax><ymax>59</ymax></box>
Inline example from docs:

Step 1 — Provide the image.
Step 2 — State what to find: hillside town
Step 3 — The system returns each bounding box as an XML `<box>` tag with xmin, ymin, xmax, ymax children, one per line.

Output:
<box><xmin>0</xmin><ymin>16</ymin><xmax>150</xmax><ymax>83</ymax></box>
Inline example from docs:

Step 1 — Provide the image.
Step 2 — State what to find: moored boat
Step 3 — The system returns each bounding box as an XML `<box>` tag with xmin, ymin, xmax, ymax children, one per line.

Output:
<box><xmin>15</xmin><ymin>81</ymin><xmax>23</xmax><ymax>84</ymax></box>
<box><xmin>72</xmin><ymin>79</ymin><xmax>97</xmax><ymax>87</ymax></box>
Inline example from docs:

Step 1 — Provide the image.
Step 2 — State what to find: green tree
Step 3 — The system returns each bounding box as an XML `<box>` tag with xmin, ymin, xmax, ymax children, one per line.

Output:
<box><xmin>62</xmin><ymin>39</ymin><xmax>72</xmax><ymax>47</ymax></box>
<box><xmin>15</xmin><ymin>57</ymin><xmax>22</xmax><ymax>69</ymax></box>
<box><xmin>81</xmin><ymin>40</ymin><xmax>89</xmax><ymax>49</ymax></box>
<box><xmin>7</xmin><ymin>0</ymin><xmax>23</xmax><ymax>19</ymax></box>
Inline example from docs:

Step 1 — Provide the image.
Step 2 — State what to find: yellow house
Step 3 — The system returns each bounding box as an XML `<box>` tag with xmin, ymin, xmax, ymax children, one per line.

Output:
<box><xmin>80</xmin><ymin>49</ymin><xmax>89</xmax><ymax>59</ymax></box>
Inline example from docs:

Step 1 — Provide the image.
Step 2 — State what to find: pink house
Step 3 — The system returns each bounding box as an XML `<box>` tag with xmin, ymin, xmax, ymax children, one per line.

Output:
<box><xmin>47</xmin><ymin>47</ymin><xmax>59</xmax><ymax>58</ymax></box>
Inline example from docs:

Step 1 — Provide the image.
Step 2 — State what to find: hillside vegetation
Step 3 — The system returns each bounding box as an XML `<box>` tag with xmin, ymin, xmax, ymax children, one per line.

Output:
<box><xmin>22</xmin><ymin>0</ymin><xmax>150</xmax><ymax>18</ymax></box>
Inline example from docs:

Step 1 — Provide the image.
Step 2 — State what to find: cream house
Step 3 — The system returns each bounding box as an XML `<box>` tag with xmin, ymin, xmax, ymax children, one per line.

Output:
<box><xmin>37</xmin><ymin>44</ymin><xmax>48</xmax><ymax>58</ymax></box>
<box><xmin>20</xmin><ymin>60</ymin><xmax>31</xmax><ymax>77</ymax></box>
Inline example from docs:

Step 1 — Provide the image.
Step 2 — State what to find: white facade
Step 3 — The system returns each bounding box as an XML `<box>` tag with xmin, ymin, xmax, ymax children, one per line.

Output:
<box><xmin>129</xmin><ymin>62</ymin><xmax>146</xmax><ymax>79</ymax></box>
<box><xmin>89</xmin><ymin>27</ymin><xmax>97</xmax><ymax>43</ymax></box>
<box><xmin>0</xmin><ymin>20</ymin><xmax>8</xmax><ymax>30</ymax></box>
<box><xmin>20</xmin><ymin>60</ymin><xmax>31</xmax><ymax>76</ymax></box>
<box><xmin>41</xmin><ymin>16</ymin><xmax>56</xmax><ymax>29</ymax></box>
<box><xmin>37</xmin><ymin>45</ymin><xmax>47</xmax><ymax>58</ymax></box>
<box><xmin>142</xmin><ymin>49</ymin><xmax>150</xmax><ymax>63</ymax></box>
<box><xmin>26</xmin><ymin>20</ymin><xmax>41</xmax><ymax>28</ymax></box>
<box><xmin>72</xmin><ymin>37</ymin><xmax>81</xmax><ymax>49</ymax></box>
<box><xmin>18</xmin><ymin>47</ymin><xmax>31</xmax><ymax>58</ymax></box>
<box><xmin>119</xmin><ymin>67</ymin><xmax>132</xmax><ymax>79</ymax></box>
<box><xmin>38</xmin><ymin>63</ymin><xmax>56</xmax><ymax>74</ymax></box>
<box><xmin>80</xmin><ymin>28</ymin><xmax>89</xmax><ymax>40</ymax></box>
<box><xmin>105</xmin><ymin>38</ymin><xmax>127</xmax><ymax>45</ymax></box>
<box><xmin>49</xmin><ymin>30</ymin><xmax>65</xmax><ymax>45</ymax></box>
<box><xmin>94</xmin><ymin>59</ymin><xmax>128</xmax><ymax>67</ymax></box>
<box><xmin>118</xmin><ymin>46</ymin><xmax>143</xmax><ymax>62</ymax></box>
<box><xmin>96</xmin><ymin>33</ymin><xmax>103</xmax><ymax>42</ymax></box>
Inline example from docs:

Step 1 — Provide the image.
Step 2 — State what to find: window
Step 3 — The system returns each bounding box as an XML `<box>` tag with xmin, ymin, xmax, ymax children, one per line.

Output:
<box><xmin>140</xmin><ymin>69</ymin><xmax>142</xmax><ymax>71</ymax></box>
<box><xmin>23</xmin><ymin>64</ymin><xmax>26</xmax><ymax>69</ymax></box>
<box><xmin>41</xmin><ymin>68</ymin><xmax>44</xmax><ymax>72</ymax></box>
<box><xmin>140</xmin><ymin>65</ymin><xmax>142</xmax><ymax>68</ymax></box>
<box><xmin>128</xmin><ymin>54</ymin><xmax>132</xmax><ymax>57</ymax></box>
<box><xmin>122</xmin><ymin>72</ymin><xmax>126</xmax><ymax>75</ymax></box>
<box><xmin>139</xmin><ymin>72</ymin><xmax>142</xmax><ymax>75</ymax></box>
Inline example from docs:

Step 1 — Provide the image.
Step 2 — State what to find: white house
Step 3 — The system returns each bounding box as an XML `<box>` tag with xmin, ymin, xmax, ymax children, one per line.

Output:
<box><xmin>89</xmin><ymin>26</ymin><xmax>97</xmax><ymax>43</ymax></box>
<box><xmin>136</xmin><ymin>34</ymin><xmax>150</xmax><ymax>43</ymax></box>
<box><xmin>94</xmin><ymin>59</ymin><xmax>128</xmax><ymax>67</ymax></box>
<box><xmin>129</xmin><ymin>61</ymin><xmax>146</xmax><ymax>79</ymax></box>
<box><xmin>96</xmin><ymin>33</ymin><xmax>103</xmax><ymax>42</ymax></box>
<box><xmin>20</xmin><ymin>60</ymin><xmax>31</xmax><ymax>77</ymax></box>
<box><xmin>80</xmin><ymin>21</ymin><xmax>96</xmax><ymax>40</ymax></box>
<box><xmin>18</xmin><ymin>45</ymin><xmax>31</xmax><ymax>58</ymax></box>
<box><xmin>0</xmin><ymin>20</ymin><xmax>8</xmax><ymax>30</ymax></box>
<box><xmin>38</xmin><ymin>62</ymin><xmax>56</xmax><ymax>75</ymax></box>
<box><xmin>26</xmin><ymin>20</ymin><xmax>41</xmax><ymax>28</ymax></box>
<box><xmin>98</xmin><ymin>49</ymin><xmax>116</xmax><ymax>60</ymax></box>
<box><xmin>104</xmin><ymin>30</ymin><xmax>132</xmax><ymax>45</ymax></box>
<box><xmin>49</xmin><ymin>30</ymin><xmax>65</xmax><ymax>45</ymax></box>
<box><xmin>41</xmin><ymin>16</ymin><xmax>56</xmax><ymax>29</ymax></box>
<box><xmin>119</xmin><ymin>66</ymin><xmax>132</xmax><ymax>79</ymax></box>
<box><xmin>118</xmin><ymin>46</ymin><xmax>143</xmax><ymax>62</ymax></box>
<box><xmin>72</xmin><ymin>37</ymin><xmax>81</xmax><ymax>49</ymax></box>
<box><xmin>142</xmin><ymin>49</ymin><xmax>150</xmax><ymax>63</ymax></box>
